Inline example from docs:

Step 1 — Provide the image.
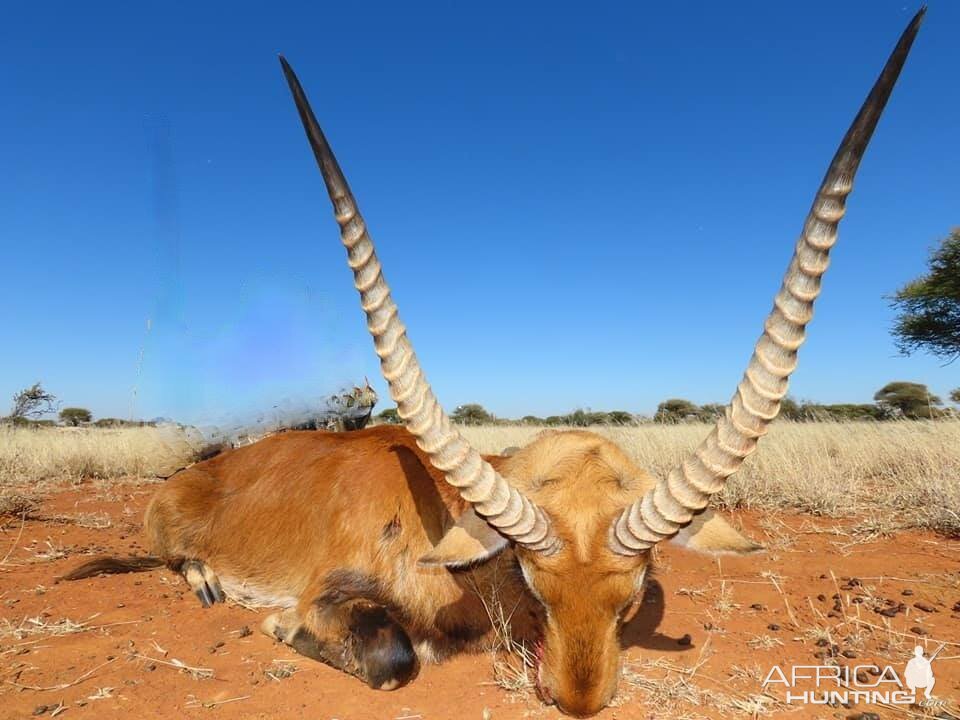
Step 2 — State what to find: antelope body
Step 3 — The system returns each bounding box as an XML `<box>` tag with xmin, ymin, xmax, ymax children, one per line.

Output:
<box><xmin>66</xmin><ymin>11</ymin><xmax>924</xmax><ymax>717</ymax></box>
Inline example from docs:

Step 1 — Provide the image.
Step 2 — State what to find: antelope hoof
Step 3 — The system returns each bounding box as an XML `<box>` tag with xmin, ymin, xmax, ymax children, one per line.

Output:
<box><xmin>261</xmin><ymin>609</ymin><xmax>299</xmax><ymax>643</ymax></box>
<box><xmin>182</xmin><ymin>560</ymin><xmax>224</xmax><ymax>608</ymax></box>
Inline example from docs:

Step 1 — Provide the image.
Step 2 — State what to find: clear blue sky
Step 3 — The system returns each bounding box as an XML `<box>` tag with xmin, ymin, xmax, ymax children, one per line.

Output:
<box><xmin>2</xmin><ymin>2</ymin><xmax>957</xmax><ymax>424</ymax></box>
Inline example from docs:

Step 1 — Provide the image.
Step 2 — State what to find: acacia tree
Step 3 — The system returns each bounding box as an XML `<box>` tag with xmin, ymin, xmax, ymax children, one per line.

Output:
<box><xmin>451</xmin><ymin>403</ymin><xmax>494</xmax><ymax>425</ymax></box>
<box><xmin>654</xmin><ymin>399</ymin><xmax>702</xmax><ymax>424</ymax></box>
<box><xmin>9</xmin><ymin>383</ymin><xmax>57</xmax><ymax>421</ymax></box>
<box><xmin>950</xmin><ymin>388</ymin><xmax>960</xmax><ymax>405</ymax></box>
<box><xmin>889</xmin><ymin>229</ymin><xmax>960</xmax><ymax>361</ymax></box>
<box><xmin>60</xmin><ymin>407</ymin><xmax>92</xmax><ymax>426</ymax></box>
<box><xmin>874</xmin><ymin>381</ymin><xmax>941</xmax><ymax>419</ymax></box>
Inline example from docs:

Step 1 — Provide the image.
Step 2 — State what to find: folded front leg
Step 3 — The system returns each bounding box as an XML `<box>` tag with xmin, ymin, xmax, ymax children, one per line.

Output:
<box><xmin>261</xmin><ymin>598</ymin><xmax>417</xmax><ymax>690</ymax></box>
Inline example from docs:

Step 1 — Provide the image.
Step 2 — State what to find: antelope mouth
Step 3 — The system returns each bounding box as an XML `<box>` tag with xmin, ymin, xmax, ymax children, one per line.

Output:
<box><xmin>532</xmin><ymin>638</ymin><xmax>554</xmax><ymax>705</ymax></box>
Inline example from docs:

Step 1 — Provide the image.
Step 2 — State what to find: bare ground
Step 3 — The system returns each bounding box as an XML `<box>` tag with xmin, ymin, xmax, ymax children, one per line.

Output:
<box><xmin>1</xmin><ymin>482</ymin><xmax>958</xmax><ymax>720</ymax></box>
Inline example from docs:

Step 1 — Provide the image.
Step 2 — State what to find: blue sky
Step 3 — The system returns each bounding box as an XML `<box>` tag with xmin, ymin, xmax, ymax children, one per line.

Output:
<box><xmin>2</xmin><ymin>2</ymin><xmax>957</xmax><ymax>424</ymax></box>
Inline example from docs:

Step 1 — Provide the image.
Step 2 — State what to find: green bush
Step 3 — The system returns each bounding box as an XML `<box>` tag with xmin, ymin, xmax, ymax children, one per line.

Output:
<box><xmin>60</xmin><ymin>407</ymin><xmax>92</xmax><ymax>426</ymax></box>
<box><xmin>451</xmin><ymin>404</ymin><xmax>495</xmax><ymax>425</ymax></box>
<box><xmin>375</xmin><ymin>408</ymin><xmax>401</xmax><ymax>424</ymax></box>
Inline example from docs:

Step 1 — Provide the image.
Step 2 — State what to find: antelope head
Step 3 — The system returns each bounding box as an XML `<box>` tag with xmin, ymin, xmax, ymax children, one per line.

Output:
<box><xmin>279</xmin><ymin>10</ymin><xmax>923</xmax><ymax>715</ymax></box>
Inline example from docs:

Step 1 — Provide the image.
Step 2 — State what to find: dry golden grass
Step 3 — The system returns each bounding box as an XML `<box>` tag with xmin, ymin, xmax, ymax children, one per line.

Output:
<box><xmin>0</xmin><ymin>425</ymin><xmax>195</xmax><ymax>486</ymax></box>
<box><xmin>2</xmin><ymin>420</ymin><xmax>957</xmax><ymax>535</ymax></box>
<box><xmin>461</xmin><ymin>420</ymin><xmax>960</xmax><ymax>536</ymax></box>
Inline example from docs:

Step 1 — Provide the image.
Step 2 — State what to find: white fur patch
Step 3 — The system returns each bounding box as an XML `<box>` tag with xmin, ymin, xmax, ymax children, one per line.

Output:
<box><xmin>219</xmin><ymin>576</ymin><xmax>298</xmax><ymax>609</ymax></box>
<box><xmin>414</xmin><ymin>640</ymin><xmax>440</xmax><ymax>664</ymax></box>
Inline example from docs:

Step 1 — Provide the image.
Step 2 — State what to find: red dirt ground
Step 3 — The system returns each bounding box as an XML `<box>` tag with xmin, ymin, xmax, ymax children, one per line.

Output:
<box><xmin>1</xmin><ymin>481</ymin><xmax>958</xmax><ymax>720</ymax></box>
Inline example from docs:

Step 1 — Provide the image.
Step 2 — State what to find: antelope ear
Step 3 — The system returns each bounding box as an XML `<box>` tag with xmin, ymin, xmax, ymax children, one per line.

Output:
<box><xmin>672</xmin><ymin>509</ymin><xmax>763</xmax><ymax>554</ymax></box>
<box><xmin>418</xmin><ymin>508</ymin><xmax>509</xmax><ymax>569</ymax></box>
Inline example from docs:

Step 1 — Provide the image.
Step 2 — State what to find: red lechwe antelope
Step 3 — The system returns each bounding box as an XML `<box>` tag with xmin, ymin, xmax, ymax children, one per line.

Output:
<box><xmin>65</xmin><ymin>11</ymin><xmax>925</xmax><ymax>717</ymax></box>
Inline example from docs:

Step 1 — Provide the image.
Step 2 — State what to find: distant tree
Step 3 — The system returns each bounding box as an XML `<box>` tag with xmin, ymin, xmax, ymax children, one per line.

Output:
<box><xmin>889</xmin><ymin>229</ymin><xmax>960</xmax><ymax>362</ymax></box>
<box><xmin>698</xmin><ymin>403</ymin><xmax>725</xmax><ymax>420</ymax></box>
<box><xmin>565</xmin><ymin>409</ymin><xmax>600</xmax><ymax>427</ymax></box>
<box><xmin>874</xmin><ymin>381</ymin><xmax>941</xmax><ymax>419</ymax></box>
<box><xmin>92</xmin><ymin>418</ymin><xmax>154</xmax><ymax>428</ymax></box>
<box><xmin>606</xmin><ymin>410</ymin><xmax>635</xmax><ymax>425</ymax></box>
<box><xmin>951</xmin><ymin>388</ymin><xmax>960</xmax><ymax>405</ymax></box>
<box><xmin>778</xmin><ymin>397</ymin><xmax>802</xmax><ymax>420</ymax></box>
<box><xmin>451</xmin><ymin>403</ymin><xmax>494</xmax><ymax>425</ymax></box>
<box><xmin>518</xmin><ymin>410</ymin><xmax>633</xmax><ymax>426</ymax></box>
<box><xmin>375</xmin><ymin>407</ymin><xmax>400</xmax><ymax>424</ymax></box>
<box><xmin>59</xmin><ymin>407</ymin><xmax>92</xmax><ymax>426</ymax></box>
<box><xmin>801</xmin><ymin>403</ymin><xmax>886</xmax><ymax>421</ymax></box>
<box><xmin>654</xmin><ymin>398</ymin><xmax>702</xmax><ymax>424</ymax></box>
<box><xmin>8</xmin><ymin>383</ymin><xmax>57</xmax><ymax>421</ymax></box>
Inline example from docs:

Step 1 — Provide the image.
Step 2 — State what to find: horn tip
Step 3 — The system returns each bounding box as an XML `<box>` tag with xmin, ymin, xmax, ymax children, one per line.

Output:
<box><xmin>903</xmin><ymin>6</ymin><xmax>926</xmax><ymax>40</ymax></box>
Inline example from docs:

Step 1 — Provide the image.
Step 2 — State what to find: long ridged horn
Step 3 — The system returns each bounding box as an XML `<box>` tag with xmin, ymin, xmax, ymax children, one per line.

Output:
<box><xmin>610</xmin><ymin>9</ymin><xmax>926</xmax><ymax>555</ymax></box>
<box><xmin>279</xmin><ymin>57</ymin><xmax>559</xmax><ymax>554</ymax></box>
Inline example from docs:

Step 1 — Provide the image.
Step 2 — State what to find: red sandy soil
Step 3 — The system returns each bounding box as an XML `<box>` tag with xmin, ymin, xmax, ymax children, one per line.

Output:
<box><xmin>1</xmin><ymin>481</ymin><xmax>958</xmax><ymax>720</ymax></box>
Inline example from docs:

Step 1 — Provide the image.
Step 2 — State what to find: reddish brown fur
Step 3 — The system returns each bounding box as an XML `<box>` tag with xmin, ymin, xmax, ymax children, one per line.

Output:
<box><xmin>145</xmin><ymin>426</ymin><xmax>534</xmax><ymax>654</ymax></box>
<box><xmin>141</xmin><ymin>424</ymin><xmax>754</xmax><ymax>716</ymax></box>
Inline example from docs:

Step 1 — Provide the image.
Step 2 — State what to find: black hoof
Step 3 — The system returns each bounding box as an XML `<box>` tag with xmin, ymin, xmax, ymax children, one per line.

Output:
<box><xmin>183</xmin><ymin>559</ymin><xmax>222</xmax><ymax>608</ymax></box>
<box><xmin>195</xmin><ymin>585</ymin><xmax>214</xmax><ymax>608</ymax></box>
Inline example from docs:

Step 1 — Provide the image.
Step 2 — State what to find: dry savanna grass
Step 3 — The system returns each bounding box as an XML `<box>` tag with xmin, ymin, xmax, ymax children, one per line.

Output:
<box><xmin>461</xmin><ymin>420</ymin><xmax>960</xmax><ymax>537</ymax></box>
<box><xmin>1</xmin><ymin>419</ymin><xmax>958</xmax><ymax>535</ymax></box>
<box><xmin>0</xmin><ymin>424</ymin><xmax>196</xmax><ymax>488</ymax></box>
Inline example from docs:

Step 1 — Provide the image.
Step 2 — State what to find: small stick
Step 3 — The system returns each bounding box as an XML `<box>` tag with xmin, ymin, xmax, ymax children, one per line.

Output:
<box><xmin>0</xmin><ymin>513</ymin><xmax>27</xmax><ymax>566</ymax></box>
<box><xmin>829</xmin><ymin>570</ymin><xmax>852</xmax><ymax>624</ymax></box>
<box><xmin>853</xmin><ymin>575</ymin><xmax>958</xmax><ymax>589</ymax></box>
<box><xmin>805</xmin><ymin>595</ymin><xmax>829</xmax><ymax>625</ymax></box>
<box><xmin>186</xmin><ymin>695</ymin><xmax>251</xmax><ymax>709</ymax></box>
<box><xmin>4</xmin><ymin>657</ymin><xmax>116</xmax><ymax>691</ymax></box>
<box><xmin>766</xmin><ymin>573</ymin><xmax>800</xmax><ymax>628</ymax></box>
<box><xmin>130</xmin><ymin>652</ymin><xmax>214</xmax><ymax>678</ymax></box>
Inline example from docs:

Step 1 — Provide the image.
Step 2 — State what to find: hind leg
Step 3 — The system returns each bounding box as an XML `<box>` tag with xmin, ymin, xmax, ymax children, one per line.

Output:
<box><xmin>261</xmin><ymin>599</ymin><xmax>417</xmax><ymax>690</ymax></box>
<box><xmin>143</xmin><ymin>467</ymin><xmax>221</xmax><ymax>561</ymax></box>
<box><xmin>180</xmin><ymin>559</ymin><xmax>224</xmax><ymax>608</ymax></box>
<box><xmin>143</xmin><ymin>469</ymin><xmax>226</xmax><ymax>608</ymax></box>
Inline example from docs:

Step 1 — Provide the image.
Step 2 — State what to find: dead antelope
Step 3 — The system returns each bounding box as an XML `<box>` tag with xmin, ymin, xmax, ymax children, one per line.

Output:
<box><xmin>65</xmin><ymin>11</ymin><xmax>924</xmax><ymax>717</ymax></box>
